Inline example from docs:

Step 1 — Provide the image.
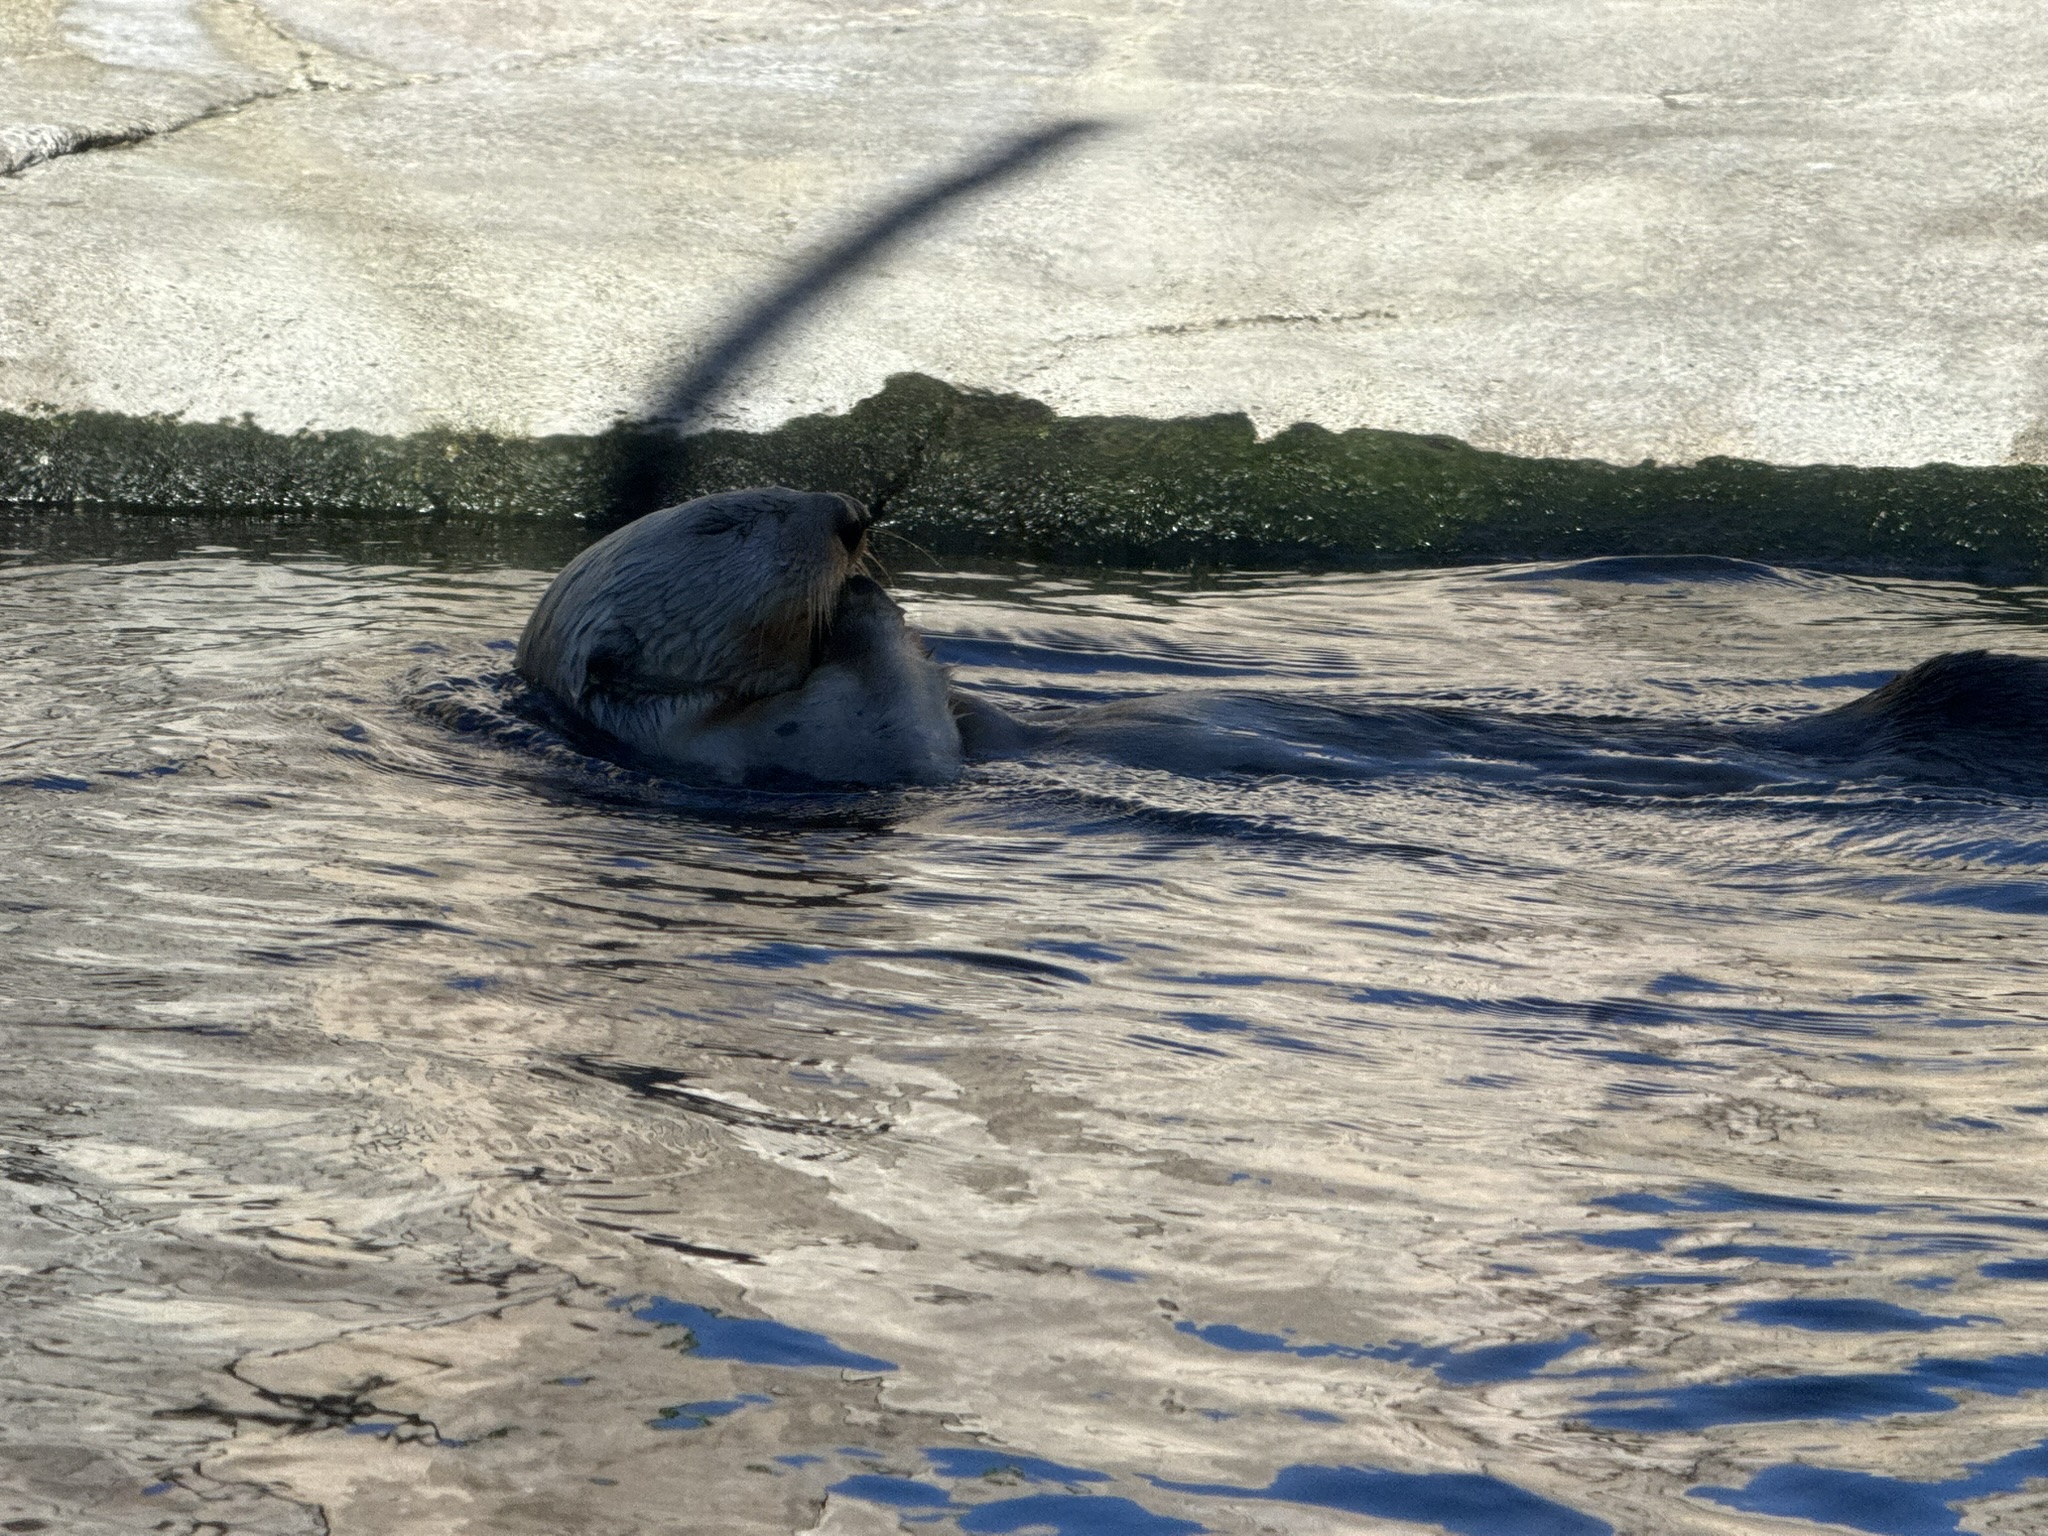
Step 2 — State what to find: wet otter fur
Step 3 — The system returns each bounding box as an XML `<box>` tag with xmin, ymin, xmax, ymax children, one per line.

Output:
<box><xmin>516</xmin><ymin>487</ymin><xmax>960</xmax><ymax>786</ymax></box>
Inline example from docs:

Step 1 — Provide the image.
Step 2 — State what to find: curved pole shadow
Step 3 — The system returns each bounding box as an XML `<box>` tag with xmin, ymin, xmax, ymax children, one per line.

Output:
<box><xmin>601</xmin><ymin>118</ymin><xmax>1109</xmax><ymax>531</ymax></box>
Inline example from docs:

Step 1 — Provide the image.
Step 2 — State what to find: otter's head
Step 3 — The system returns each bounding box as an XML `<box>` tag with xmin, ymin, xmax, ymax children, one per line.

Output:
<box><xmin>516</xmin><ymin>487</ymin><xmax>871</xmax><ymax>728</ymax></box>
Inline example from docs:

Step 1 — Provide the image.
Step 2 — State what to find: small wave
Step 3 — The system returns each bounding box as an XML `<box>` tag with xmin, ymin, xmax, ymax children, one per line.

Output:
<box><xmin>1490</xmin><ymin>554</ymin><xmax>1804</xmax><ymax>585</ymax></box>
<box><xmin>1027</xmin><ymin>692</ymin><xmax>1798</xmax><ymax>797</ymax></box>
<box><xmin>1012</xmin><ymin>652</ymin><xmax>2048</xmax><ymax>799</ymax></box>
<box><xmin>406</xmin><ymin>645</ymin><xmax>2048</xmax><ymax>819</ymax></box>
<box><xmin>1766</xmin><ymin>650</ymin><xmax>2048</xmax><ymax>790</ymax></box>
<box><xmin>398</xmin><ymin>660</ymin><xmax>928</xmax><ymax>825</ymax></box>
<box><xmin>925</xmin><ymin>634</ymin><xmax>1266</xmax><ymax>679</ymax></box>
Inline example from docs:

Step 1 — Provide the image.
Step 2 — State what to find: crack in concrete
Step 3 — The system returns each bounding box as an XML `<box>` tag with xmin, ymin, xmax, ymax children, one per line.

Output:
<box><xmin>3</xmin><ymin>116</ymin><xmax>193</xmax><ymax>177</ymax></box>
<box><xmin>219</xmin><ymin>0</ymin><xmax>348</xmax><ymax>83</ymax></box>
<box><xmin>2</xmin><ymin>14</ymin><xmax>632</xmax><ymax>180</ymax></box>
<box><xmin>1011</xmin><ymin>307</ymin><xmax>1399</xmax><ymax>386</ymax></box>
<box><xmin>0</xmin><ymin>78</ymin><xmax>315</xmax><ymax>177</ymax></box>
<box><xmin>1143</xmin><ymin>306</ymin><xmax>1398</xmax><ymax>334</ymax></box>
<box><xmin>1050</xmin><ymin>307</ymin><xmax>1399</xmax><ymax>351</ymax></box>
<box><xmin>1</xmin><ymin>0</ymin><xmax>422</xmax><ymax>178</ymax></box>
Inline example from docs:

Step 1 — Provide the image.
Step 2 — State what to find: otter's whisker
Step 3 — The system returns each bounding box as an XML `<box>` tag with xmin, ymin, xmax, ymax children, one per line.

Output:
<box><xmin>873</xmin><ymin>530</ymin><xmax>945</xmax><ymax>573</ymax></box>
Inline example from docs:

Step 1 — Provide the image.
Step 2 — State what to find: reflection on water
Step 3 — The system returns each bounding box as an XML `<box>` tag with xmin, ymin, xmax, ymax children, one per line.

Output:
<box><xmin>3</xmin><ymin>511</ymin><xmax>2048</xmax><ymax>1536</ymax></box>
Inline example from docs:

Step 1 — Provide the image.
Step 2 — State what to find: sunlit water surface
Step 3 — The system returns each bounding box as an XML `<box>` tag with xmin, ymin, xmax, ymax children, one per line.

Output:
<box><xmin>5</xmin><ymin>512</ymin><xmax>2048</xmax><ymax>1536</ymax></box>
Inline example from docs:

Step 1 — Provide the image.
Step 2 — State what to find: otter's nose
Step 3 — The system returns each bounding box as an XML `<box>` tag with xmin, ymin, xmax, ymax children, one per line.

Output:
<box><xmin>833</xmin><ymin>495</ymin><xmax>871</xmax><ymax>556</ymax></box>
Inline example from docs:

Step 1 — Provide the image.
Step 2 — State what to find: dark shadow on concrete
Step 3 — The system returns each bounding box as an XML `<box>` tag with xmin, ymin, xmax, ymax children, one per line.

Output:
<box><xmin>601</xmin><ymin>119</ymin><xmax>1108</xmax><ymax>531</ymax></box>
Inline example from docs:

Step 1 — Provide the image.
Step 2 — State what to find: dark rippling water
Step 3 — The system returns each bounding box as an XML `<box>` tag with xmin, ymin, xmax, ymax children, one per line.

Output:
<box><xmin>5</xmin><ymin>510</ymin><xmax>2048</xmax><ymax>1536</ymax></box>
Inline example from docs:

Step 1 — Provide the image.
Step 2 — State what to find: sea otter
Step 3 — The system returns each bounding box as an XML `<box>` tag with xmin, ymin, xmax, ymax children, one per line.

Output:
<box><xmin>516</xmin><ymin>487</ymin><xmax>965</xmax><ymax>786</ymax></box>
<box><xmin>517</xmin><ymin>487</ymin><xmax>2048</xmax><ymax>792</ymax></box>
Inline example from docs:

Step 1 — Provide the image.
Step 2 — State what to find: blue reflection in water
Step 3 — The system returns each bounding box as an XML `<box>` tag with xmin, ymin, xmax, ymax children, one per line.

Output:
<box><xmin>1962</xmin><ymin>1214</ymin><xmax>2048</xmax><ymax>1233</ymax></box>
<box><xmin>924</xmin><ymin>1448</ymin><xmax>1109</xmax><ymax>1484</ymax></box>
<box><xmin>629</xmin><ymin>1297</ymin><xmax>895</xmax><ymax>1372</ymax></box>
<box><xmin>1172</xmin><ymin>1320</ymin><xmax>1589</xmax><ymax>1382</ymax></box>
<box><xmin>1878</xmin><ymin>1233</ymin><xmax>2007</xmax><ymax>1255</ymax></box>
<box><xmin>1580</xmin><ymin>1350</ymin><xmax>2048</xmax><ymax>1431</ymax></box>
<box><xmin>1981</xmin><ymin>1258</ymin><xmax>2048</xmax><ymax>1280</ymax></box>
<box><xmin>1902</xmin><ymin>883</ymin><xmax>2048</xmax><ymax>916</ymax></box>
<box><xmin>1686</xmin><ymin>1242</ymin><xmax>1843</xmax><ymax>1267</ymax></box>
<box><xmin>1575</xmin><ymin>1226</ymin><xmax>1681</xmax><ymax>1252</ymax></box>
<box><xmin>830</xmin><ymin>1475</ymin><xmax>954</xmax><ymax>1508</ymax></box>
<box><xmin>648</xmin><ymin>1392</ymin><xmax>771</xmax><ymax>1430</ymax></box>
<box><xmin>957</xmin><ymin>1495</ymin><xmax>1205</xmax><ymax>1535</ymax></box>
<box><xmin>1174</xmin><ymin>1321</ymin><xmax>1305</xmax><ymax>1354</ymax></box>
<box><xmin>824</xmin><ymin>1438</ymin><xmax>1614</xmax><ymax>1536</ymax></box>
<box><xmin>1695</xmin><ymin>1438</ymin><xmax>2048</xmax><ymax>1536</ymax></box>
<box><xmin>829</xmin><ymin>1451</ymin><xmax>1198</xmax><ymax>1535</ymax></box>
<box><xmin>1168</xmin><ymin>1009</ymin><xmax>1335</xmax><ymax>1056</ymax></box>
<box><xmin>1152</xmin><ymin>1465</ymin><xmax>1611</xmax><ymax>1536</ymax></box>
<box><xmin>1733</xmin><ymin>1299</ymin><xmax>1990</xmax><ymax>1332</ymax></box>
<box><xmin>1572</xmin><ymin>1228</ymin><xmax>1851</xmax><ymax>1277</ymax></box>
<box><xmin>1594</xmin><ymin>1185</ymin><xmax>1894</xmax><ymax>1217</ymax></box>
<box><xmin>1408</xmin><ymin>1334</ymin><xmax>1595</xmax><ymax>1385</ymax></box>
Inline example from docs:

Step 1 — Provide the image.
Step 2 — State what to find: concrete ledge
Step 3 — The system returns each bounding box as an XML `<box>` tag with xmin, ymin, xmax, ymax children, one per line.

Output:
<box><xmin>7</xmin><ymin>373</ymin><xmax>2047</xmax><ymax>576</ymax></box>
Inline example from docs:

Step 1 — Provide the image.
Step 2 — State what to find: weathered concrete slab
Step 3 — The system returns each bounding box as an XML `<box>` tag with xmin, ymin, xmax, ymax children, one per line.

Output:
<box><xmin>4</xmin><ymin>0</ymin><xmax>2047</xmax><ymax>466</ymax></box>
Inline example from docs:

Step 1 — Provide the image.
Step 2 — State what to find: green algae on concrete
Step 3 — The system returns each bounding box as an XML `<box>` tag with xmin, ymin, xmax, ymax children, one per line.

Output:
<box><xmin>4</xmin><ymin>374</ymin><xmax>2048</xmax><ymax>577</ymax></box>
